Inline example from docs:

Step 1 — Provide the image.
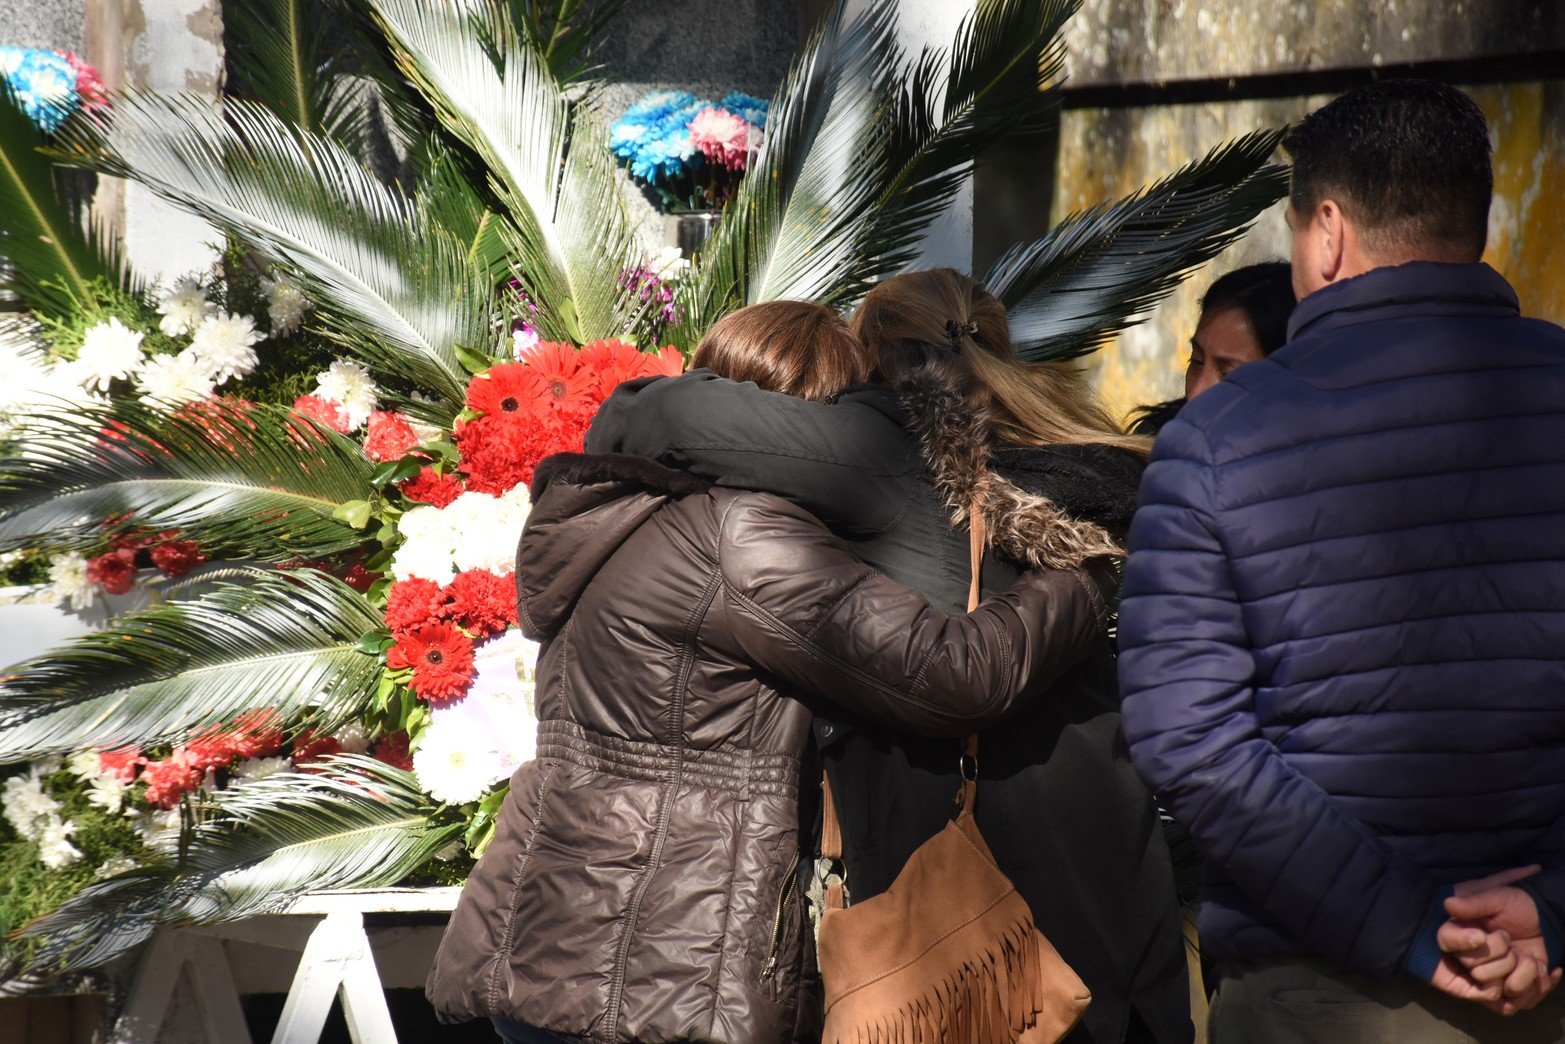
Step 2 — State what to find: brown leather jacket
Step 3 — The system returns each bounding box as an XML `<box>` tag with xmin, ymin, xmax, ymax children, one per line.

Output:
<box><xmin>426</xmin><ymin>453</ymin><xmax>1108</xmax><ymax>1043</ymax></box>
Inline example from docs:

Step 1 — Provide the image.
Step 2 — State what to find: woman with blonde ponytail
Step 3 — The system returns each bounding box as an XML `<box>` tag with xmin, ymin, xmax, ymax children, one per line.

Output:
<box><xmin>587</xmin><ymin>271</ymin><xmax>1192</xmax><ymax>1044</ymax></box>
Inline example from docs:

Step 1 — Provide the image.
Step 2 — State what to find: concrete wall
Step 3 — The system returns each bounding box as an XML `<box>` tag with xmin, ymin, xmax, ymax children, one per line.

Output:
<box><xmin>0</xmin><ymin>0</ymin><xmax>87</xmax><ymax>52</ymax></box>
<box><xmin>1053</xmin><ymin>0</ymin><xmax>1565</xmax><ymax>421</ymax></box>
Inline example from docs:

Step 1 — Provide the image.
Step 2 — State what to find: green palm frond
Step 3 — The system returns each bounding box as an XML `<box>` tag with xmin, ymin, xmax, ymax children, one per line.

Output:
<box><xmin>0</xmin><ymin>400</ymin><xmax>373</xmax><ymax>559</ymax></box>
<box><xmin>503</xmin><ymin>0</ymin><xmax>635</xmax><ymax>83</ymax></box>
<box><xmin>225</xmin><ymin>0</ymin><xmax>374</xmax><ymax>151</ymax></box>
<box><xmin>52</xmin><ymin>93</ymin><xmax>488</xmax><ymax>404</ymax></box>
<box><xmin>986</xmin><ymin>129</ymin><xmax>1289</xmax><ymax>362</ymax></box>
<box><xmin>0</xmin><ymin>570</ymin><xmax>384</xmax><ymax>762</ymax></box>
<box><xmin>0</xmin><ymin>86</ymin><xmax>126</xmax><ymax>322</ymax></box>
<box><xmin>369</xmin><ymin>0</ymin><xmax>639</xmax><ymax>343</ymax></box>
<box><xmin>675</xmin><ymin>0</ymin><xmax>899</xmax><ymax>339</ymax></box>
<box><xmin>16</xmin><ymin>758</ymin><xmax>456</xmax><ymax>973</ymax></box>
<box><xmin>860</xmin><ymin>0</ymin><xmax>1076</xmax><ymax>281</ymax></box>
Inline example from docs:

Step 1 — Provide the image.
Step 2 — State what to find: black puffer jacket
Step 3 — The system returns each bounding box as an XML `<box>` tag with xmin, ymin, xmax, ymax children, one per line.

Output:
<box><xmin>426</xmin><ymin>453</ymin><xmax>1109</xmax><ymax>1042</ymax></box>
<box><xmin>588</xmin><ymin>373</ymin><xmax>1192</xmax><ymax>1044</ymax></box>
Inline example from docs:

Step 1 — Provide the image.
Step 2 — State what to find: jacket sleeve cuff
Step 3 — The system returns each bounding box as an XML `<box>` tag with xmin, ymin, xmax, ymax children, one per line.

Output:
<box><xmin>1521</xmin><ymin>882</ymin><xmax>1565</xmax><ymax>970</ymax></box>
<box><xmin>1404</xmin><ymin>884</ymin><xmax>1456</xmax><ymax>983</ymax></box>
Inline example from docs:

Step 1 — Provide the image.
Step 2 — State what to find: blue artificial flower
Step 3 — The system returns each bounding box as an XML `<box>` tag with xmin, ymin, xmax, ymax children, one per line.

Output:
<box><xmin>613</xmin><ymin>90</ymin><xmax>709</xmax><ymax>186</ymax></box>
<box><xmin>0</xmin><ymin>47</ymin><xmax>79</xmax><ymax>132</ymax></box>
<box><xmin>718</xmin><ymin>91</ymin><xmax>770</xmax><ymax>129</ymax></box>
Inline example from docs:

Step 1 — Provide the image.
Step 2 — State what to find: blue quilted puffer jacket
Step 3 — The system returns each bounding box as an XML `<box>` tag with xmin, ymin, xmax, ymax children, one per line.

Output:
<box><xmin>1118</xmin><ymin>261</ymin><xmax>1565</xmax><ymax>981</ymax></box>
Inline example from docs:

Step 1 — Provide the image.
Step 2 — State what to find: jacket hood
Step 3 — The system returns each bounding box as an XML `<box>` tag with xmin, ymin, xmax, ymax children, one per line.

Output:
<box><xmin>888</xmin><ymin>363</ymin><xmax>1145</xmax><ymax>570</ymax></box>
<box><xmin>518</xmin><ymin>453</ymin><xmax>711</xmax><ymax>638</ymax></box>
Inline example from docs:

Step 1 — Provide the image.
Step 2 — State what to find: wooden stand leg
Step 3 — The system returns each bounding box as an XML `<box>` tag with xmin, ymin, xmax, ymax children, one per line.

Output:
<box><xmin>112</xmin><ymin>929</ymin><xmax>253</xmax><ymax>1044</ymax></box>
<box><xmin>271</xmin><ymin>911</ymin><xmax>397</xmax><ymax>1044</ymax></box>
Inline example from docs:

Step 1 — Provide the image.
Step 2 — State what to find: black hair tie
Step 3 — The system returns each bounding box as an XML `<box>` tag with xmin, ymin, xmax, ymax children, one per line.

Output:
<box><xmin>944</xmin><ymin>319</ymin><xmax>978</xmax><ymax>350</ymax></box>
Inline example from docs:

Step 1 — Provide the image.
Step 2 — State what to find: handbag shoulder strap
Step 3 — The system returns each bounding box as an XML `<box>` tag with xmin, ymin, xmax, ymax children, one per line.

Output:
<box><xmin>820</xmin><ymin>502</ymin><xmax>987</xmax><ymax>906</ymax></box>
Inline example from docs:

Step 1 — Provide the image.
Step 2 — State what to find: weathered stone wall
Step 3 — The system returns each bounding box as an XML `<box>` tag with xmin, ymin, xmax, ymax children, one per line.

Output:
<box><xmin>1055</xmin><ymin>0</ymin><xmax>1565</xmax><ymax>421</ymax></box>
<box><xmin>0</xmin><ymin>0</ymin><xmax>87</xmax><ymax>52</ymax></box>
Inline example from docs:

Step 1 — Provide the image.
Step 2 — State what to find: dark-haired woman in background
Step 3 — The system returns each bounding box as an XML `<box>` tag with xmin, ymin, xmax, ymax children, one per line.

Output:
<box><xmin>1130</xmin><ymin>262</ymin><xmax>1296</xmax><ymax>436</ymax></box>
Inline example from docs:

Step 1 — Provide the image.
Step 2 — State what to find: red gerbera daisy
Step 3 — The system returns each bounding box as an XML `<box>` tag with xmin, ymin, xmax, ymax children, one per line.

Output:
<box><xmin>644</xmin><ymin>345</ymin><xmax>687</xmax><ymax>377</ymax></box>
<box><xmin>579</xmin><ymin>338</ymin><xmax>652</xmax><ymax>401</ymax></box>
<box><xmin>386</xmin><ymin>622</ymin><xmax>475</xmax><ymax>704</ymax></box>
<box><xmin>386</xmin><ymin>577</ymin><xmax>450</xmax><ymax>632</ymax></box>
<box><xmin>518</xmin><ymin>341</ymin><xmax>597</xmax><ymax>416</ymax></box>
<box><xmin>400</xmin><ymin>466</ymin><xmax>465</xmax><ymax>508</ymax></box>
<box><xmin>445</xmin><ymin>569</ymin><xmax>517</xmax><ymax>637</ymax></box>
<box><xmin>363</xmin><ymin>410</ymin><xmax>422</xmax><ymax>462</ymax></box>
<box><xmin>465</xmin><ymin>363</ymin><xmax>550</xmax><ymax>420</ymax></box>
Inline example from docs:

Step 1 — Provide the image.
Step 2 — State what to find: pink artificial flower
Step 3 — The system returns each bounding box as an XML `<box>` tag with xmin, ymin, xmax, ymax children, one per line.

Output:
<box><xmin>60</xmin><ymin>52</ymin><xmax>109</xmax><ymax>113</ymax></box>
<box><xmin>689</xmin><ymin>106</ymin><xmax>753</xmax><ymax>171</ymax></box>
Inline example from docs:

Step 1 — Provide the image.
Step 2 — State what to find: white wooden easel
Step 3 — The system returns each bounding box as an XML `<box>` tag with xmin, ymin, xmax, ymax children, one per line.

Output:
<box><xmin>112</xmin><ymin>887</ymin><xmax>462</xmax><ymax>1044</ymax></box>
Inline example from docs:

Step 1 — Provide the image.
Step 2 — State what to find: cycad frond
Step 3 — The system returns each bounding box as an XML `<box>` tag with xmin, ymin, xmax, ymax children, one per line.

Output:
<box><xmin>52</xmin><ymin>93</ymin><xmax>488</xmax><ymax>403</ymax></box>
<box><xmin>987</xmin><ymin>129</ymin><xmax>1289</xmax><ymax>361</ymax></box>
<box><xmin>0</xmin><ymin>87</ymin><xmax>126</xmax><ymax>322</ymax></box>
<box><xmin>17</xmin><ymin>758</ymin><xmax>456</xmax><ymax>973</ymax></box>
<box><xmin>369</xmin><ymin>0</ymin><xmax>639</xmax><ymax>342</ymax></box>
<box><xmin>502</xmin><ymin>0</ymin><xmax>635</xmax><ymax>83</ymax></box>
<box><xmin>0</xmin><ymin>570</ymin><xmax>384</xmax><ymax>762</ymax></box>
<box><xmin>861</xmin><ymin>0</ymin><xmax>1076</xmax><ymax>282</ymax></box>
<box><xmin>0</xmin><ymin>400</ymin><xmax>373</xmax><ymax>559</ymax></box>
<box><xmin>224</xmin><ymin>0</ymin><xmax>374</xmax><ymax>151</ymax></box>
<box><xmin>676</xmin><ymin>0</ymin><xmax>899</xmax><ymax>338</ymax></box>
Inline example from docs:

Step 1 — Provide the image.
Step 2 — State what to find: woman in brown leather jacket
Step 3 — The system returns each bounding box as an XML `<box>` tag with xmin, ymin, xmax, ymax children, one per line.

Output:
<box><xmin>426</xmin><ymin>301</ymin><xmax>1112</xmax><ymax>1043</ymax></box>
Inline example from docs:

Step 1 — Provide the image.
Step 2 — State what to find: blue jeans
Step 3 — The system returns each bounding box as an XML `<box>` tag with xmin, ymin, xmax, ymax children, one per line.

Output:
<box><xmin>490</xmin><ymin>1018</ymin><xmax>570</xmax><ymax>1044</ymax></box>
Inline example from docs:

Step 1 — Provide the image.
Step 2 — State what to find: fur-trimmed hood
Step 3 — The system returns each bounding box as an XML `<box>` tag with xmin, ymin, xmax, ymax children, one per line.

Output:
<box><xmin>881</xmin><ymin>365</ymin><xmax>1145</xmax><ymax>570</ymax></box>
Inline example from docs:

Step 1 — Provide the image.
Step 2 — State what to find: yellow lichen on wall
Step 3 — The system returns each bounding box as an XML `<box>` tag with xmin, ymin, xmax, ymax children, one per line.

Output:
<box><xmin>1064</xmin><ymin>84</ymin><xmax>1565</xmax><ymax>426</ymax></box>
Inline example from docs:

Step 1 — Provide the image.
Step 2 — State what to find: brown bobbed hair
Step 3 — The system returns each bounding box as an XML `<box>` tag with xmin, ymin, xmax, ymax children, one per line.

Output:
<box><xmin>692</xmin><ymin>300</ymin><xmax>872</xmax><ymax>403</ymax></box>
<box><xmin>851</xmin><ymin>269</ymin><xmax>1150</xmax><ymax>458</ymax></box>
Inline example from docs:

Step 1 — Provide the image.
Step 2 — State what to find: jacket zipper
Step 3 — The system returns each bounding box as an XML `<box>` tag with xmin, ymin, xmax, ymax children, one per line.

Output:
<box><xmin>759</xmin><ymin>856</ymin><xmax>799</xmax><ymax>1000</ymax></box>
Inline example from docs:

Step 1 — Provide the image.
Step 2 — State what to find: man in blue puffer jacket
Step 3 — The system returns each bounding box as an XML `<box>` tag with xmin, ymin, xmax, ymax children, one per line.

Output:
<box><xmin>1119</xmin><ymin>79</ymin><xmax>1565</xmax><ymax>1041</ymax></box>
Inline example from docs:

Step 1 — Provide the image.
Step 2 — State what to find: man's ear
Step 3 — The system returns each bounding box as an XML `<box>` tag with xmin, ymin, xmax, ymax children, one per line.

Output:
<box><xmin>1315</xmin><ymin>199</ymin><xmax>1347</xmax><ymax>285</ymax></box>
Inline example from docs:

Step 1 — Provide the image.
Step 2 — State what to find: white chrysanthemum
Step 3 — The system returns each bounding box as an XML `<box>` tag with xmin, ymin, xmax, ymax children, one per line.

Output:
<box><xmin>136</xmin><ymin>349</ymin><xmax>215</xmax><ymax>408</ymax></box>
<box><xmin>95</xmin><ymin>853</ymin><xmax>140</xmax><ymax>880</ymax></box>
<box><xmin>47</xmin><ymin>552</ymin><xmax>96</xmax><ymax>611</ymax></box>
<box><xmin>75</xmin><ymin>317</ymin><xmax>146</xmax><ymax>391</ymax></box>
<box><xmin>86</xmin><ymin>774</ymin><xmax>127</xmax><ymax>814</ymax></box>
<box><xmin>156</xmin><ymin>276</ymin><xmax>217</xmax><ymax>337</ymax></box>
<box><xmin>413</xmin><ymin>713</ymin><xmax>507</xmax><ymax>806</ymax></box>
<box><xmin>315</xmin><ymin>360</ymin><xmax>378</xmax><ymax>430</ymax></box>
<box><xmin>231</xmin><ymin>756</ymin><xmax>292</xmax><ymax>785</ymax></box>
<box><xmin>65</xmin><ymin>749</ymin><xmax>101</xmax><ymax>779</ymax></box>
<box><xmin>139</xmin><ymin>807</ymin><xmax>184</xmax><ymax>852</ymax></box>
<box><xmin>333</xmin><ymin>723</ymin><xmax>371</xmax><ymax>754</ymax></box>
<box><xmin>37</xmin><ymin>815</ymin><xmax>82</xmax><ymax>869</ymax></box>
<box><xmin>0</xmin><ymin>322</ymin><xmax>87</xmax><ymax>428</ymax></box>
<box><xmin>1</xmin><ymin>771</ymin><xmax>58</xmax><ymax>840</ymax></box>
<box><xmin>263</xmin><ymin>275</ymin><xmax>309</xmax><ymax>336</ymax></box>
<box><xmin>188</xmin><ymin>311</ymin><xmax>261</xmax><ymax>384</ymax></box>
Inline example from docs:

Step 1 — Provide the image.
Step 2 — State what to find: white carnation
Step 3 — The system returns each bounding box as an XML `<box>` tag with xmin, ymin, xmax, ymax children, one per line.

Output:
<box><xmin>188</xmin><ymin>312</ymin><xmax>262</xmax><ymax>384</ymax></box>
<box><xmin>156</xmin><ymin>276</ymin><xmax>217</xmax><ymax>337</ymax></box>
<box><xmin>315</xmin><ymin>360</ymin><xmax>378</xmax><ymax>430</ymax></box>
<box><xmin>390</xmin><ymin>504</ymin><xmax>460</xmax><ymax>585</ymax></box>
<box><xmin>1</xmin><ymin>770</ymin><xmax>58</xmax><ymax>840</ymax></box>
<box><xmin>444</xmin><ymin>491</ymin><xmax>530</xmax><ymax>576</ymax></box>
<box><xmin>412</xmin><ymin>712</ymin><xmax>507</xmax><ymax>806</ymax></box>
<box><xmin>263</xmin><ymin>275</ymin><xmax>309</xmax><ymax>336</ymax></box>
<box><xmin>37</xmin><ymin>816</ymin><xmax>82</xmax><ymax>869</ymax></box>
<box><xmin>231</xmin><ymin>756</ymin><xmax>292</xmax><ymax>784</ymax></box>
<box><xmin>47</xmin><ymin>552</ymin><xmax>97</xmax><ymax>611</ymax></box>
<box><xmin>75</xmin><ymin>318</ymin><xmax>146</xmax><ymax>391</ymax></box>
<box><xmin>136</xmin><ymin>349</ymin><xmax>215</xmax><ymax>408</ymax></box>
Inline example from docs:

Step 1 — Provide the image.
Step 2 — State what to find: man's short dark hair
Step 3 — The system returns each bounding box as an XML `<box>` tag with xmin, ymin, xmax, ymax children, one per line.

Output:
<box><xmin>1282</xmin><ymin>80</ymin><xmax>1492</xmax><ymax>259</ymax></box>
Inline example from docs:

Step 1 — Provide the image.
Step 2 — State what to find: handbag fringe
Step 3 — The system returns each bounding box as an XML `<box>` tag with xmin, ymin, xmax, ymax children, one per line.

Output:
<box><xmin>824</xmin><ymin>915</ymin><xmax>1087</xmax><ymax>1044</ymax></box>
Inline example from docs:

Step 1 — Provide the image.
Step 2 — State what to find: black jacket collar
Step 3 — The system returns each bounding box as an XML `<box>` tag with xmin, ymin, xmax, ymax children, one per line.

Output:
<box><xmin>1288</xmin><ymin>261</ymin><xmax>1519</xmax><ymax>342</ymax></box>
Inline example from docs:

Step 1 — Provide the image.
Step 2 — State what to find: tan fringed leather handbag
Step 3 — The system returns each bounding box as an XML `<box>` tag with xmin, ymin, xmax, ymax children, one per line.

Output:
<box><xmin>816</xmin><ymin>506</ymin><xmax>1091</xmax><ymax>1044</ymax></box>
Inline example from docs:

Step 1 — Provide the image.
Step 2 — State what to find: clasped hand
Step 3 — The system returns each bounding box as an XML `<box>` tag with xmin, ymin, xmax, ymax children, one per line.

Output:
<box><xmin>1432</xmin><ymin>865</ymin><xmax>1562</xmax><ymax>1015</ymax></box>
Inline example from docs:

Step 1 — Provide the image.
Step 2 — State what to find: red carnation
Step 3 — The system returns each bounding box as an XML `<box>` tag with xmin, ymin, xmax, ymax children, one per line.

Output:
<box><xmin>151</xmin><ymin>538</ymin><xmax>205</xmax><ymax>579</ymax></box>
<box><xmin>465</xmin><ymin>363</ymin><xmax>550</xmax><ymax>420</ymax></box>
<box><xmin>86</xmin><ymin>547</ymin><xmax>138</xmax><ymax>595</ymax></box>
<box><xmin>292</xmin><ymin>394</ymin><xmax>352</xmax><ymax>433</ymax></box>
<box><xmin>400</xmin><ymin>466</ymin><xmax>464</xmax><ymax>508</ymax></box>
<box><xmin>445</xmin><ymin>570</ymin><xmax>517</xmax><ymax>637</ymax></box>
<box><xmin>98</xmin><ymin>747</ymin><xmax>143</xmax><ymax>783</ymax></box>
<box><xmin>371</xmin><ymin>731</ymin><xmax>414</xmax><ymax>772</ymax></box>
<box><xmin>340</xmin><ymin>562</ymin><xmax>378</xmax><ymax>592</ymax></box>
<box><xmin>386</xmin><ymin>577</ymin><xmax>449</xmax><ymax>633</ymax></box>
<box><xmin>291</xmin><ymin>728</ymin><xmax>343</xmax><ymax>768</ymax></box>
<box><xmin>386</xmin><ymin>621</ymin><xmax>475</xmax><ymax>704</ymax></box>
<box><xmin>141</xmin><ymin>749</ymin><xmax>206</xmax><ymax>809</ymax></box>
<box><xmin>220</xmin><ymin>709</ymin><xmax>286</xmax><ymax>760</ymax></box>
<box><xmin>363</xmin><ymin>410</ymin><xmax>421</xmax><ymax>462</ymax></box>
<box><xmin>454</xmin><ymin>418</ymin><xmax>536</xmax><ymax>495</ymax></box>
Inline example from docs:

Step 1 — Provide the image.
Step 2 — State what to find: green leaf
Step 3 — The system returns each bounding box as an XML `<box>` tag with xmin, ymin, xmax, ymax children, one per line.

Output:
<box><xmin>453</xmin><ymin>342</ymin><xmax>496</xmax><ymax>375</ymax></box>
<box><xmin>331</xmin><ymin>499</ymin><xmax>374</xmax><ymax>528</ymax></box>
<box><xmin>987</xmin><ymin>129</ymin><xmax>1290</xmax><ymax>362</ymax></box>
<box><xmin>0</xmin><ymin>400</ymin><xmax>375</xmax><ymax>560</ymax></box>
<box><xmin>15</xmin><ymin>758</ymin><xmax>458</xmax><ymax>974</ymax></box>
<box><xmin>463</xmin><ymin>783</ymin><xmax>508</xmax><ymax>855</ymax></box>
<box><xmin>52</xmin><ymin>93</ymin><xmax>490</xmax><ymax>405</ymax></box>
<box><xmin>0</xmin><ymin>570</ymin><xmax>385</xmax><ymax>762</ymax></box>
<box><xmin>0</xmin><ymin>85</ymin><xmax>127</xmax><ymax>321</ymax></box>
